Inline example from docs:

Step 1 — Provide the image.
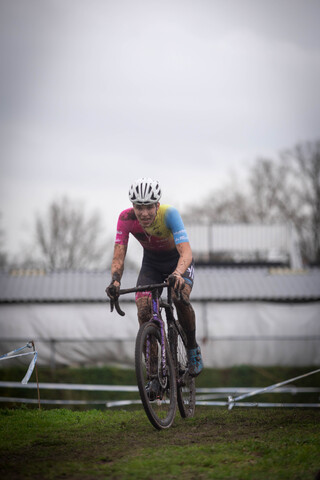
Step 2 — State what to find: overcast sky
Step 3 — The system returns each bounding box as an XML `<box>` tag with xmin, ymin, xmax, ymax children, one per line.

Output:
<box><xmin>1</xmin><ymin>0</ymin><xmax>320</xmax><ymax>260</ymax></box>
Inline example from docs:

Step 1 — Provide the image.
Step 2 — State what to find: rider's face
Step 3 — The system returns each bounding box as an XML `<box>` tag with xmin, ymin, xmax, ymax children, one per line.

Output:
<box><xmin>133</xmin><ymin>202</ymin><xmax>159</xmax><ymax>227</ymax></box>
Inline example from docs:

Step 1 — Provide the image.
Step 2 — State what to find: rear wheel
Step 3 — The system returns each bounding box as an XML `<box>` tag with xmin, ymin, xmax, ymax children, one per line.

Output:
<box><xmin>135</xmin><ymin>321</ymin><xmax>177</xmax><ymax>430</ymax></box>
<box><xmin>169</xmin><ymin>323</ymin><xmax>196</xmax><ymax>418</ymax></box>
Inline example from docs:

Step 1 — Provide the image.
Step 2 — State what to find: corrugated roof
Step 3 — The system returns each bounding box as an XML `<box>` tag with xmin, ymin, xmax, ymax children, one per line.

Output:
<box><xmin>0</xmin><ymin>267</ymin><xmax>320</xmax><ymax>303</ymax></box>
<box><xmin>192</xmin><ymin>267</ymin><xmax>320</xmax><ymax>301</ymax></box>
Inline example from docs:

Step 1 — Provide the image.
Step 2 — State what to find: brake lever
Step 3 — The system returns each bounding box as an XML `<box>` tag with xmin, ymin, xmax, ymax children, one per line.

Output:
<box><xmin>114</xmin><ymin>298</ymin><xmax>125</xmax><ymax>316</ymax></box>
<box><xmin>169</xmin><ymin>279</ymin><xmax>190</xmax><ymax>306</ymax></box>
<box><xmin>109</xmin><ymin>297</ymin><xmax>125</xmax><ymax>316</ymax></box>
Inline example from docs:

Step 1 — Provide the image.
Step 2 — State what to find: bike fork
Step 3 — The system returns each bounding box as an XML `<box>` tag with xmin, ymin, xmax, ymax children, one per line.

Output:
<box><xmin>145</xmin><ymin>297</ymin><xmax>167</xmax><ymax>381</ymax></box>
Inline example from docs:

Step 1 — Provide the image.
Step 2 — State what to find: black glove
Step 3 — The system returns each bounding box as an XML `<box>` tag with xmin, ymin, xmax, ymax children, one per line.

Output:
<box><xmin>105</xmin><ymin>281</ymin><xmax>120</xmax><ymax>300</ymax></box>
<box><xmin>167</xmin><ymin>272</ymin><xmax>185</xmax><ymax>292</ymax></box>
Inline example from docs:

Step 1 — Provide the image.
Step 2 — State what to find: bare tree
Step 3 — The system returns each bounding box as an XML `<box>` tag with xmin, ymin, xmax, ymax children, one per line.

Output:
<box><xmin>279</xmin><ymin>140</ymin><xmax>320</xmax><ymax>263</ymax></box>
<box><xmin>183</xmin><ymin>176</ymin><xmax>253</xmax><ymax>224</ymax></box>
<box><xmin>249</xmin><ymin>141</ymin><xmax>320</xmax><ymax>263</ymax></box>
<box><xmin>248</xmin><ymin>158</ymin><xmax>286</xmax><ymax>223</ymax></box>
<box><xmin>32</xmin><ymin>197</ymin><xmax>110</xmax><ymax>270</ymax></box>
<box><xmin>183</xmin><ymin>139</ymin><xmax>320</xmax><ymax>264</ymax></box>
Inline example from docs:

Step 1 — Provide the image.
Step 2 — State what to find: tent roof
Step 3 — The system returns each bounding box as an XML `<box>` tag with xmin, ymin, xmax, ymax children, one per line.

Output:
<box><xmin>1</xmin><ymin>267</ymin><xmax>319</xmax><ymax>303</ymax></box>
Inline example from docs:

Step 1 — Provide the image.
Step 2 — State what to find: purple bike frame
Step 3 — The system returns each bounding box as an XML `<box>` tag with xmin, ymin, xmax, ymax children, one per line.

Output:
<box><xmin>112</xmin><ymin>282</ymin><xmax>175</xmax><ymax>381</ymax></box>
<box><xmin>148</xmin><ymin>293</ymin><xmax>167</xmax><ymax>379</ymax></box>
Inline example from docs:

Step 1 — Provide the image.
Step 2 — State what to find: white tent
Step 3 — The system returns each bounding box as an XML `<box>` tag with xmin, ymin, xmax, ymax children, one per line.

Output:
<box><xmin>1</xmin><ymin>268</ymin><xmax>319</xmax><ymax>368</ymax></box>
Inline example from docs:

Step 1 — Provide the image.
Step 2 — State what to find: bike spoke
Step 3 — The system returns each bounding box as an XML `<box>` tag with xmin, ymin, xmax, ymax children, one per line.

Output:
<box><xmin>176</xmin><ymin>330</ymin><xmax>196</xmax><ymax>418</ymax></box>
<box><xmin>135</xmin><ymin>322</ymin><xmax>177</xmax><ymax>430</ymax></box>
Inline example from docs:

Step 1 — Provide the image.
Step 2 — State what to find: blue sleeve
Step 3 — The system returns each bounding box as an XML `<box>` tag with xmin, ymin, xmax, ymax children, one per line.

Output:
<box><xmin>165</xmin><ymin>207</ymin><xmax>189</xmax><ymax>245</ymax></box>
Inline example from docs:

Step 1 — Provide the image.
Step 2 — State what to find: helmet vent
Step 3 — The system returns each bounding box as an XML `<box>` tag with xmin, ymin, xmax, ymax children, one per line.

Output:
<box><xmin>129</xmin><ymin>178</ymin><xmax>162</xmax><ymax>204</ymax></box>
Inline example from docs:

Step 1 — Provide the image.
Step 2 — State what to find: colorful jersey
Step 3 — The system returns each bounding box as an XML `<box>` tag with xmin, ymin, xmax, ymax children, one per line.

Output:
<box><xmin>115</xmin><ymin>204</ymin><xmax>189</xmax><ymax>252</ymax></box>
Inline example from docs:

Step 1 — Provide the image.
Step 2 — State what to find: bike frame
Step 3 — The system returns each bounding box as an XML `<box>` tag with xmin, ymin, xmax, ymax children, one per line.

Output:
<box><xmin>141</xmin><ymin>286</ymin><xmax>185</xmax><ymax>386</ymax></box>
<box><xmin>149</xmin><ymin>288</ymin><xmax>167</xmax><ymax>380</ymax></box>
<box><xmin>110</xmin><ymin>281</ymin><xmax>196</xmax><ymax>428</ymax></box>
<box><xmin>111</xmin><ymin>282</ymin><xmax>172</xmax><ymax>381</ymax></box>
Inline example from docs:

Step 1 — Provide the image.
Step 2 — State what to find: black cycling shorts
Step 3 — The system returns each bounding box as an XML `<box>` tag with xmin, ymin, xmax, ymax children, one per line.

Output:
<box><xmin>135</xmin><ymin>249</ymin><xmax>195</xmax><ymax>300</ymax></box>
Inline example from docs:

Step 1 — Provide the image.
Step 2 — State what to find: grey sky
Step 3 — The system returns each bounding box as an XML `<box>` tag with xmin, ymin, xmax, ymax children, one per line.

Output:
<box><xmin>1</xmin><ymin>0</ymin><xmax>320</xmax><ymax>259</ymax></box>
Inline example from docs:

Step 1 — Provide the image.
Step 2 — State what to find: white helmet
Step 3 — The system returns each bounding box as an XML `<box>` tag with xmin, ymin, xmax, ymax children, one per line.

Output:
<box><xmin>129</xmin><ymin>177</ymin><xmax>162</xmax><ymax>204</ymax></box>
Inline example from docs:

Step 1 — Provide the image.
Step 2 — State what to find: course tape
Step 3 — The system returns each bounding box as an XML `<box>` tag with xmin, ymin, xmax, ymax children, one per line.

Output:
<box><xmin>0</xmin><ymin>382</ymin><xmax>319</xmax><ymax>394</ymax></box>
<box><xmin>227</xmin><ymin>367</ymin><xmax>320</xmax><ymax>410</ymax></box>
<box><xmin>1</xmin><ymin>383</ymin><xmax>319</xmax><ymax>408</ymax></box>
<box><xmin>0</xmin><ymin>342</ymin><xmax>33</xmax><ymax>360</ymax></box>
<box><xmin>21</xmin><ymin>352</ymin><xmax>38</xmax><ymax>385</ymax></box>
<box><xmin>0</xmin><ymin>365</ymin><xmax>319</xmax><ymax>409</ymax></box>
<box><xmin>0</xmin><ymin>396</ymin><xmax>319</xmax><ymax>408</ymax></box>
<box><xmin>197</xmin><ymin>401</ymin><xmax>320</xmax><ymax>408</ymax></box>
<box><xmin>0</xmin><ymin>382</ymin><xmax>139</xmax><ymax>391</ymax></box>
<box><xmin>0</xmin><ymin>342</ymin><xmax>38</xmax><ymax>385</ymax></box>
<box><xmin>0</xmin><ymin>397</ymin><xmax>107</xmax><ymax>405</ymax></box>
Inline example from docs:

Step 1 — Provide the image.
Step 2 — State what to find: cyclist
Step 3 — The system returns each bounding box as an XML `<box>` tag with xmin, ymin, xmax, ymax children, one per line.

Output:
<box><xmin>106</xmin><ymin>177</ymin><xmax>203</xmax><ymax>385</ymax></box>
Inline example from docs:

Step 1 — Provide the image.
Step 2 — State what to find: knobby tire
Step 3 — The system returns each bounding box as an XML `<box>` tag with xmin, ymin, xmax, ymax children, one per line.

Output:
<box><xmin>168</xmin><ymin>321</ymin><xmax>196</xmax><ymax>418</ymax></box>
<box><xmin>135</xmin><ymin>321</ymin><xmax>177</xmax><ymax>430</ymax></box>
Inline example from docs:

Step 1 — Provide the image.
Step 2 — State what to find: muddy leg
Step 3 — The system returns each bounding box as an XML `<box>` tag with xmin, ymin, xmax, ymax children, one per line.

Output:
<box><xmin>173</xmin><ymin>284</ymin><xmax>197</xmax><ymax>349</ymax></box>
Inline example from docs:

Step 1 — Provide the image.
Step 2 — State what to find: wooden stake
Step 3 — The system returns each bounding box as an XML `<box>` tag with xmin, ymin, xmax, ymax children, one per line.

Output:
<box><xmin>31</xmin><ymin>341</ymin><xmax>41</xmax><ymax>410</ymax></box>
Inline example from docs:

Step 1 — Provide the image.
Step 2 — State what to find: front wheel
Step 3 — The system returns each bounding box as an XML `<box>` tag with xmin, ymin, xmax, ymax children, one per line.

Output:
<box><xmin>135</xmin><ymin>322</ymin><xmax>177</xmax><ymax>430</ymax></box>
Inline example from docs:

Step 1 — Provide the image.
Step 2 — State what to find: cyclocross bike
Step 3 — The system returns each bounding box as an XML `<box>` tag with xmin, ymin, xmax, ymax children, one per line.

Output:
<box><xmin>110</xmin><ymin>282</ymin><xmax>196</xmax><ymax>430</ymax></box>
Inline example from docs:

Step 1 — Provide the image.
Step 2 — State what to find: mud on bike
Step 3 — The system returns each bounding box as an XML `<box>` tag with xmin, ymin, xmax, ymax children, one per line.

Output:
<box><xmin>110</xmin><ymin>281</ymin><xmax>196</xmax><ymax>430</ymax></box>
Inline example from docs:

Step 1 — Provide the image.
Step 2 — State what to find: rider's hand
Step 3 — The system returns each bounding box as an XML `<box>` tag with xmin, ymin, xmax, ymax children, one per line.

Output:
<box><xmin>105</xmin><ymin>280</ymin><xmax>120</xmax><ymax>300</ymax></box>
<box><xmin>167</xmin><ymin>272</ymin><xmax>185</xmax><ymax>292</ymax></box>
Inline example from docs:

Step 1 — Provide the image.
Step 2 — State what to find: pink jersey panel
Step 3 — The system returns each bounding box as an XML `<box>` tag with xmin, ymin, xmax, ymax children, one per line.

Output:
<box><xmin>115</xmin><ymin>207</ymin><xmax>176</xmax><ymax>252</ymax></box>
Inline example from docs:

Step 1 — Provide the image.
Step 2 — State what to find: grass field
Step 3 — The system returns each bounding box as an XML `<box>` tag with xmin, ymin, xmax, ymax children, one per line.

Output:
<box><xmin>0</xmin><ymin>407</ymin><xmax>319</xmax><ymax>479</ymax></box>
<box><xmin>0</xmin><ymin>366</ymin><xmax>319</xmax><ymax>479</ymax></box>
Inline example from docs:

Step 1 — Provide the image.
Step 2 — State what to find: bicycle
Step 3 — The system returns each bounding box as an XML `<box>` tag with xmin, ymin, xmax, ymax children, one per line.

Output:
<box><xmin>110</xmin><ymin>281</ymin><xmax>196</xmax><ymax>430</ymax></box>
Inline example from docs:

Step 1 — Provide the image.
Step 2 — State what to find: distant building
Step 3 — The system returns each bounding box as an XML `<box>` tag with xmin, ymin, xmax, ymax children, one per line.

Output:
<box><xmin>185</xmin><ymin>223</ymin><xmax>303</xmax><ymax>269</ymax></box>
